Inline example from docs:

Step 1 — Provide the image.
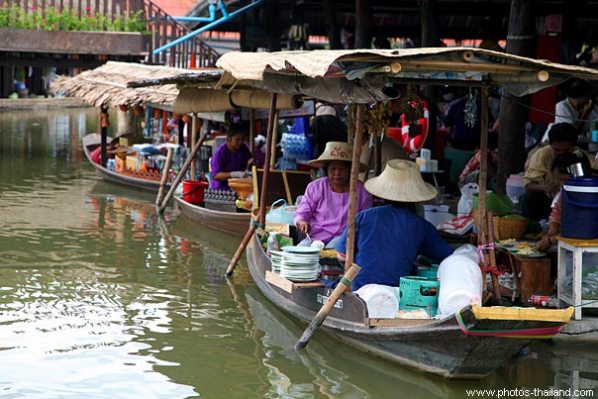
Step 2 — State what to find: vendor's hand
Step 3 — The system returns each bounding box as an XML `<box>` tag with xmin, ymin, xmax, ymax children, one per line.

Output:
<box><xmin>581</xmin><ymin>99</ymin><xmax>594</xmax><ymax>117</ymax></box>
<box><xmin>295</xmin><ymin>219</ymin><xmax>310</xmax><ymax>235</ymax></box>
<box><xmin>536</xmin><ymin>236</ymin><xmax>553</xmax><ymax>252</ymax></box>
<box><xmin>230</xmin><ymin>171</ymin><xmax>246</xmax><ymax>179</ymax></box>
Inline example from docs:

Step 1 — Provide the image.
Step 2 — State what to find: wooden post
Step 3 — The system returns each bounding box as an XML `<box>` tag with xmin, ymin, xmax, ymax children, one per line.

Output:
<box><xmin>478</xmin><ymin>86</ymin><xmax>490</xmax><ymax>294</ymax></box>
<box><xmin>226</xmin><ymin>93</ymin><xmax>279</xmax><ymax>276</ymax></box>
<box><xmin>190</xmin><ymin>113</ymin><xmax>198</xmax><ymax>181</ymax></box>
<box><xmin>355</xmin><ymin>0</ymin><xmax>372</xmax><ymax>49</ymax></box>
<box><xmin>497</xmin><ymin>0</ymin><xmax>536</xmax><ymax>195</ymax></box>
<box><xmin>324</xmin><ymin>0</ymin><xmax>341</xmax><ymax>49</ymax></box>
<box><xmin>155</xmin><ymin>147</ymin><xmax>174</xmax><ymax>207</ymax></box>
<box><xmin>157</xmin><ymin>130</ymin><xmax>209</xmax><ymax>214</ymax></box>
<box><xmin>345</xmin><ymin>104</ymin><xmax>365</xmax><ymax>270</ymax></box>
<box><xmin>374</xmin><ymin>134</ymin><xmax>382</xmax><ymax>176</ymax></box>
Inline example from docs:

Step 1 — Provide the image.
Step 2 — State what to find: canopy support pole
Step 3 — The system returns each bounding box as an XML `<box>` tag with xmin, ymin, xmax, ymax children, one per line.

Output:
<box><xmin>478</xmin><ymin>86</ymin><xmax>502</xmax><ymax>303</ymax></box>
<box><xmin>226</xmin><ymin>93</ymin><xmax>278</xmax><ymax>277</ymax></box>
<box><xmin>345</xmin><ymin>104</ymin><xmax>365</xmax><ymax>270</ymax></box>
<box><xmin>100</xmin><ymin>107</ymin><xmax>108</xmax><ymax>167</ymax></box>
<box><xmin>190</xmin><ymin>113</ymin><xmax>198</xmax><ymax>180</ymax></box>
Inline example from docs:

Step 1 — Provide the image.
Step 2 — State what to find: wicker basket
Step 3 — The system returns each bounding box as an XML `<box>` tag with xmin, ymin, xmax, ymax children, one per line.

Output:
<box><xmin>492</xmin><ymin>216</ymin><xmax>529</xmax><ymax>240</ymax></box>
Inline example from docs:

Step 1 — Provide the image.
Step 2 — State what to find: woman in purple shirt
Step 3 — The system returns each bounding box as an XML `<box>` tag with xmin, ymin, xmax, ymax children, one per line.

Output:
<box><xmin>294</xmin><ymin>141</ymin><xmax>373</xmax><ymax>247</ymax></box>
<box><xmin>210</xmin><ymin>123</ymin><xmax>252</xmax><ymax>190</ymax></box>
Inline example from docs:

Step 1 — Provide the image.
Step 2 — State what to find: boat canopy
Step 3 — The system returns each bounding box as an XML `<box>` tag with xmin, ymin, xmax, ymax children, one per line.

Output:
<box><xmin>131</xmin><ymin>48</ymin><xmax>598</xmax><ymax>104</ymax></box>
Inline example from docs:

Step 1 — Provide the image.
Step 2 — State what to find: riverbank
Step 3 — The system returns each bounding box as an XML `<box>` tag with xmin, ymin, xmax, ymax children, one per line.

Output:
<box><xmin>0</xmin><ymin>97</ymin><xmax>88</xmax><ymax>110</ymax></box>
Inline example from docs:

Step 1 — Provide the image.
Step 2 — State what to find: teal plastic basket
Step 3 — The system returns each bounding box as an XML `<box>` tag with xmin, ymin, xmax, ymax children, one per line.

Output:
<box><xmin>415</xmin><ymin>265</ymin><xmax>439</xmax><ymax>278</ymax></box>
<box><xmin>399</xmin><ymin>276</ymin><xmax>439</xmax><ymax>317</ymax></box>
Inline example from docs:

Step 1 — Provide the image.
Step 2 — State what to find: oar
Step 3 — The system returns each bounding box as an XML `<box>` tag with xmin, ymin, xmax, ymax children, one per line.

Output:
<box><xmin>225</xmin><ymin>216</ymin><xmax>258</xmax><ymax>277</ymax></box>
<box><xmin>294</xmin><ymin>263</ymin><xmax>361</xmax><ymax>351</ymax></box>
<box><xmin>155</xmin><ymin>147</ymin><xmax>174</xmax><ymax>207</ymax></box>
<box><xmin>157</xmin><ymin>130</ymin><xmax>208</xmax><ymax>214</ymax></box>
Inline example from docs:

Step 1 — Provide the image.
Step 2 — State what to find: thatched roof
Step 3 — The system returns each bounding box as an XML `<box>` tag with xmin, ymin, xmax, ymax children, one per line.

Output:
<box><xmin>49</xmin><ymin>61</ymin><xmax>221</xmax><ymax>109</ymax></box>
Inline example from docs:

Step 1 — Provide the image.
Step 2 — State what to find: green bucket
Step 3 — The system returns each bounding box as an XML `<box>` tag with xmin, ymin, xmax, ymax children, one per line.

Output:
<box><xmin>399</xmin><ymin>276</ymin><xmax>439</xmax><ymax>317</ymax></box>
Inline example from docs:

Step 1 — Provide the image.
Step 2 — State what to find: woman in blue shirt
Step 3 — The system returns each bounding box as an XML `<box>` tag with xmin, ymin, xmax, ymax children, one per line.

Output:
<box><xmin>336</xmin><ymin>159</ymin><xmax>453</xmax><ymax>291</ymax></box>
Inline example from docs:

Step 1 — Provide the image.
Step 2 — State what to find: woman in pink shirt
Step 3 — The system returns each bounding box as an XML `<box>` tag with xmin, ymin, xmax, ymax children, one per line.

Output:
<box><xmin>294</xmin><ymin>141</ymin><xmax>373</xmax><ymax>247</ymax></box>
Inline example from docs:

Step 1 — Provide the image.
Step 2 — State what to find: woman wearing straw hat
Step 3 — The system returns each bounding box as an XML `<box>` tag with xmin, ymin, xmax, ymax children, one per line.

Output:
<box><xmin>336</xmin><ymin>159</ymin><xmax>453</xmax><ymax>291</ymax></box>
<box><xmin>294</xmin><ymin>141</ymin><xmax>373</xmax><ymax>247</ymax></box>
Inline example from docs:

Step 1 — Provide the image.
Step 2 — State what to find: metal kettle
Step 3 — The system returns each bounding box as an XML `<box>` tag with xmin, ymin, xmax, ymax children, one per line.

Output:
<box><xmin>567</xmin><ymin>162</ymin><xmax>586</xmax><ymax>177</ymax></box>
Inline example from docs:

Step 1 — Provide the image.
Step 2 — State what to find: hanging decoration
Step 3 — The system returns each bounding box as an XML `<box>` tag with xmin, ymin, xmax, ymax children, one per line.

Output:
<box><xmin>364</xmin><ymin>102</ymin><xmax>392</xmax><ymax>138</ymax></box>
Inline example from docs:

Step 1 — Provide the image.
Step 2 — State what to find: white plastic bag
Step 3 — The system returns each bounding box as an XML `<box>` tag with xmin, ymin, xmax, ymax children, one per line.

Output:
<box><xmin>437</xmin><ymin>244</ymin><xmax>483</xmax><ymax>316</ymax></box>
<box><xmin>355</xmin><ymin>284</ymin><xmax>399</xmax><ymax>318</ymax></box>
<box><xmin>457</xmin><ymin>183</ymin><xmax>479</xmax><ymax>216</ymax></box>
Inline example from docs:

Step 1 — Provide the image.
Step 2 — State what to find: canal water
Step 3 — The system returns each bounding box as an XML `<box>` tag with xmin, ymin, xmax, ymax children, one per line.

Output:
<box><xmin>0</xmin><ymin>108</ymin><xmax>596</xmax><ymax>399</ymax></box>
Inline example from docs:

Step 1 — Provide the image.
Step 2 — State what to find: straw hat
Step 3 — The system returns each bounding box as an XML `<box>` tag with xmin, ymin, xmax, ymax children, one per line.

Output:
<box><xmin>307</xmin><ymin>141</ymin><xmax>367</xmax><ymax>171</ymax></box>
<box><xmin>365</xmin><ymin>159</ymin><xmax>437</xmax><ymax>202</ymax></box>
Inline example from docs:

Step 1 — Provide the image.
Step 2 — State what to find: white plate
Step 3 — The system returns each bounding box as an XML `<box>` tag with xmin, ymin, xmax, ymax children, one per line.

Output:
<box><xmin>283</xmin><ymin>246</ymin><xmax>321</xmax><ymax>254</ymax></box>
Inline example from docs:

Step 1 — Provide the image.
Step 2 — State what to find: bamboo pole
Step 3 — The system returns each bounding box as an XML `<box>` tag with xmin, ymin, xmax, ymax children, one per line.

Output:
<box><xmin>155</xmin><ymin>147</ymin><xmax>174</xmax><ymax>207</ymax></box>
<box><xmin>226</xmin><ymin>93</ymin><xmax>278</xmax><ymax>277</ymax></box>
<box><xmin>477</xmin><ymin>86</ymin><xmax>489</xmax><ymax>294</ymax></box>
<box><xmin>375</xmin><ymin>60</ymin><xmax>541</xmax><ymax>75</ymax></box>
<box><xmin>486</xmin><ymin>211</ymin><xmax>503</xmax><ymax>304</ymax></box>
<box><xmin>190</xmin><ymin>113</ymin><xmax>198</xmax><ymax>180</ymax></box>
<box><xmin>345</xmin><ymin>104</ymin><xmax>365</xmax><ymax>270</ymax></box>
<box><xmin>157</xmin><ymin>130</ymin><xmax>209</xmax><ymax>214</ymax></box>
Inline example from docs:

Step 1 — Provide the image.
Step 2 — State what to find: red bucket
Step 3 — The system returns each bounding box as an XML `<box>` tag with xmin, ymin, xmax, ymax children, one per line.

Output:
<box><xmin>182</xmin><ymin>180</ymin><xmax>208</xmax><ymax>205</ymax></box>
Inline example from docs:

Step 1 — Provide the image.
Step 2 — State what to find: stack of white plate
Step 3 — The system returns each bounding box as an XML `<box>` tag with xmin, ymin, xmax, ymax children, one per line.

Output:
<box><xmin>270</xmin><ymin>250</ymin><xmax>284</xmax><ymax>273</ymax></box>
<box><xmin>280</xmin><ymin>246</ymin><xmax>321</xmax><ymax>282</ymax></box>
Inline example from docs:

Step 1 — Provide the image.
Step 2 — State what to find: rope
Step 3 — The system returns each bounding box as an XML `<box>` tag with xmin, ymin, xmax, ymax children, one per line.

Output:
<box><xmin>454</xmin><ymin>309</ymin><xmax>563</xmax><ymax>339</ymax></box>
<box><xmin>501</xmin><ymin>94</ymin><xmax>594</xmax><ymax>123</ymax></box>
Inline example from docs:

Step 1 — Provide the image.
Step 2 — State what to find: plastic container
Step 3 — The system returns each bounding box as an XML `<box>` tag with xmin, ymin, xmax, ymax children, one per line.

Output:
<box><xmin>561</xmin><ymin>177</ymin><xmax>598</xmax><ymax>239</ymax></box>
<box><xmin>506</xmin><ymin>174</ymin><xmax>525</xmax><ymax>203</ymax></box>
<box><xmin>399</xmin><ymin>276</ymin><xmax>439</xmax><ymax>317</ymax></box>
<box><xmin>416</xmin><ymin>265</ymin><xmax>439</xmax><ymax>278</ymax></box>
<box><xmin>437</xmin><ymin>244</ymin><xmax>483</xmax><ymax>316</ymax></box>
<box><xmin>182</xmin><ymin>180</ymin><xmax>209</xmax><ymax>204</ymax></box>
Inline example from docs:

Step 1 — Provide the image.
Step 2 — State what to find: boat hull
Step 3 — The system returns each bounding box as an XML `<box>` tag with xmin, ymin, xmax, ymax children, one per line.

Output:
<box><xmin>82</xmin><ymin>134</ymin><xmax>164</xmax><ymax>193</ymax></box>
<box><xmin>174</xmin><ymin>195</ymin><xmax>251</xmax><ymax>237</ymax></box>
<box><xmin>246</xmin><ymin>234</ymin><xmax>565</xmax><ymax>379</ymax></box>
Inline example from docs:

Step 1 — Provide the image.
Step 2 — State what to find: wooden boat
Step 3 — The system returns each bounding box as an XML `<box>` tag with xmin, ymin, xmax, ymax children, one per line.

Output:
<box><xmin>173</xmin><ymin>194</ymin><xmax>251</xmax><ymax>237</ymax></box>
<box><xmin>82</xmin><ymin>133</ymin><xmax>164</xmax><ymax>192</ymax></box>
<box><xmin>246</xmin><ymin>234</ymin><xmax>574</xmax><ymax>379</ymax></box>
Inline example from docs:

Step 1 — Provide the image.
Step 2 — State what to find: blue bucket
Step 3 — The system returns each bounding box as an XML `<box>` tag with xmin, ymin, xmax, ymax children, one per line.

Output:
<box><xmin>561</xmin><ymin>177</ymin><xmax>598</xmax><ymax>239</ymax></box>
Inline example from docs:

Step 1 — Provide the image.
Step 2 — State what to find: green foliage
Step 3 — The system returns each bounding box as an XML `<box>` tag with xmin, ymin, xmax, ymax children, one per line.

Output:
<box><xmin>0</xmin><ymin>5</ymin><xmax>147</xmax><ymax>33</ymax></box>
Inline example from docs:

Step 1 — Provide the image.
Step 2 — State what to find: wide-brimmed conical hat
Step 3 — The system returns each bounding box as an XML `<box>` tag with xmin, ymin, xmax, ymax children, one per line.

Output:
<box><xmin>365</xmin><ymin>159</ymin><xmax>437</xmax><ymax>202</ymax></box>
<box><xmin>307</xmin><ymin>141</ymin><xmax>367</xmax><ymax>171</ymax></box>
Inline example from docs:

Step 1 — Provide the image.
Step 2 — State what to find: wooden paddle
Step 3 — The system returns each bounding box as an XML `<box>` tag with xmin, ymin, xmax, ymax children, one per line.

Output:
<box><xmin>294</xmin><ymin>263</ymin><xmax>361</xmax><ymax>351</ymax></box>
<box><xmin>155</xmin><ymin>147</ymin><xmax>174</xmax><ymax>207</ymax></box>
